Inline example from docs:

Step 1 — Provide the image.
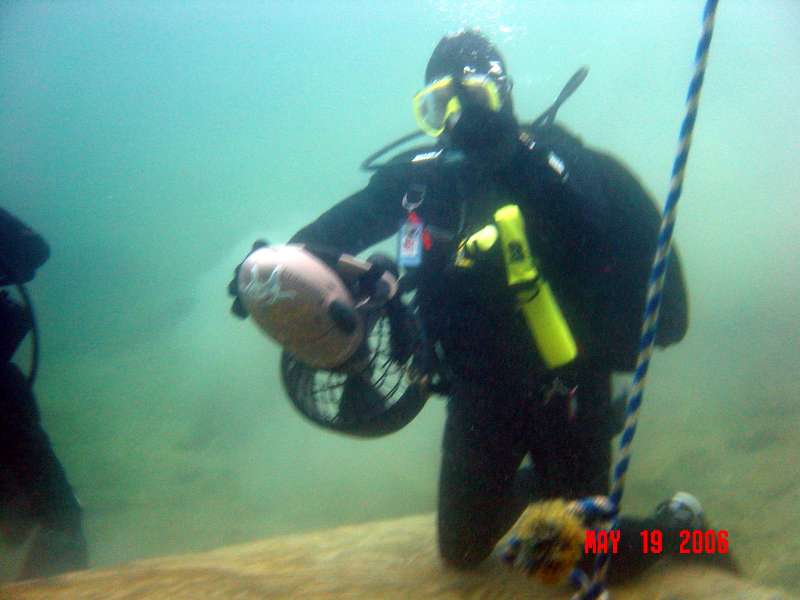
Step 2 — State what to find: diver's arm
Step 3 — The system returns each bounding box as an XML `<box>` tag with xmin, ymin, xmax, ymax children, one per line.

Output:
<box><xmin>0</xmin><ymin>207</ymin><xmax>50</xmax><ymax>284</ymax></box>
<box><xmin>229</xmin><ymin>168</ymin><xmax>406</xmax><ymax>320</ymax></box>
<box><xmin>289</xmin><ymin>166</ymin><xmax>408</xmax><ymax>256</ymax></box>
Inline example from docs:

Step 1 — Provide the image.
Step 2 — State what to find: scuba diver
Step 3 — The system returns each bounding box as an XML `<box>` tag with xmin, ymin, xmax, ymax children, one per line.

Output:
<box><xmin>230</xmin><ymin>30</ymin><xmax>735</xmax><ymax>582</ymax></box>
<box><xmin>0</xmin><ymin>207</ymin><xmax>88</xmax><ymax>580</ymax></box>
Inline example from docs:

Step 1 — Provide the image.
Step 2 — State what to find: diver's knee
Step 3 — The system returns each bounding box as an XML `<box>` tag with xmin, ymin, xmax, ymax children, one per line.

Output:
<box><xmin>438</xmin><ymin>537</ymin><xmax>493</xmax><ymax>570</ymax></box>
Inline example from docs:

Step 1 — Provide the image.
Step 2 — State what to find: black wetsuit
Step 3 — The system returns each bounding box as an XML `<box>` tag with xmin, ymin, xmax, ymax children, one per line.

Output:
<box><xmin>290</xmin><ymin>123</ymin><xmax>689</xmax><ymax>581</ymax></box>
<box><xmin>0</xmin><ymin>207</ymin><xmax>87</xmax><ymax>579</ymax></box>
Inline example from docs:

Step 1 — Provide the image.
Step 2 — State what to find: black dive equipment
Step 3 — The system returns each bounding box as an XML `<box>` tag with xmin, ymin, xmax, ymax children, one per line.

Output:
<box><xmin>280</xmin><ymin>309</ymin><xmax>430</xmax><ymax>438</ymax></box>
<box><xmin>237</xmin><ymin>244</ymin><xmax>430</xmax><ymax>438</ymax></box>
<box><xmin>0</xmin><ymin>256</ymin><xmax>39</xmax><ymax>387</ymax></box>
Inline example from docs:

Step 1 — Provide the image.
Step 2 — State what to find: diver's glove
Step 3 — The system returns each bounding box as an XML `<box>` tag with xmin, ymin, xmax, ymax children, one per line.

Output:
<box><xmin>361</xmin><ymin>253</ymin><xmax>418</xmax><ymax>364</ymax></box>
<box><xmin>451</xmin><ymin>224</ymin><xmax>515</xmax><ymax>310</ymax></box>
<box><xmin>227</xmin><ymin>239</ymin><xmax>269</xmax><ymax>319</ymax></box>
<box><xmin>540</xmin><ymin>367</ymin><xmax>581</xmax><ymax>423</ymax></box>
<box><xmin>386</xmin><ymin>298</ymin><xmax>417</xmax><ymax>364</ymax></box>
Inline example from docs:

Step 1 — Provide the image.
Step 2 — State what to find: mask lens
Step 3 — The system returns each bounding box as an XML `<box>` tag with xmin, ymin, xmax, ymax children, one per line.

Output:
<box><xmin>413</xmin><ymin>76</ymin><xmax>457</xmax><ymax>137</ymax></box>
<box><xmin>461</xmin><ymin>74</ymin><xmax>502</xmax><ymax>111</ymax></box>
<box><xmin>412</xmin><ymin>73</ymin><xmax>503</xmax><ymax>137</ymax></box>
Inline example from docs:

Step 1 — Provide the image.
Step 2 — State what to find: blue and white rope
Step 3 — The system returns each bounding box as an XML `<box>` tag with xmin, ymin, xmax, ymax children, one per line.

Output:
<box><xmin>569</xmin><ymin>1</ymin><xmax>720</xmax><ymax>598</ymax></box>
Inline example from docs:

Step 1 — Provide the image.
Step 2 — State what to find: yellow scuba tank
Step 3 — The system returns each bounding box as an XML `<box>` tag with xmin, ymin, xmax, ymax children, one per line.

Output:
<box><xmin>456</xmin><ymin>204</ymin><xmax>577</xmax><ymax>369</ymax></box>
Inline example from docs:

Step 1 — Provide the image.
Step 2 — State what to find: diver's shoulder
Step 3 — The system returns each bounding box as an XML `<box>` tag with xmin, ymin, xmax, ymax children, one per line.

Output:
<box><xmin>519</xmin><ymin>121</ymin><xmax>639</xmax><ymax>185</ymax></box>
<box><xmin>385</xmin><ymin>144</ymin><xmax>441</xmax><ymax>169</ymax></box>
<box><xmin>512</xmin><ymin>122</ymin><xmax>587</xmax><ymax>186</ymax></box>
<box><xmin>520</xmin><ymin>121</ymin><xmax>656</xmax><ymax>210</ymax></box>
<box><xmin>519</xmin><ymin>121</ymin><xmax>590</xmax><ymax>166</ymax></box>
<box><xmin>364</xmin><ymin>143</ymin><xmax>452</xmax><ymax>195</ymax></box>
<box><xmin>367</xmin><ymin>144</ymin><xmax>440</xmax><ymax>178</ymax></box>
<box><xmin>524</xmin><ymin>121</ymin><xmax>641</xmax><ymax>178</ymax></box>
<box><xmin>523</xmin><ymin>121</ymin><xmax>585</xmax><ymax>148</ymax></box>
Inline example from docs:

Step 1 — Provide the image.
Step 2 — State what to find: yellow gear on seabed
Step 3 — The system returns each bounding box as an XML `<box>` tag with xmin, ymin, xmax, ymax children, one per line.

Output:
<box><xmin>502</xmin><ymin>499</ymin><xmax>587</xmax><ymax>584</ymax></box>
<box><xmin>455</xmin><ymin>204</ymin><xmax>578</xmax><ymax>369</ymax></box>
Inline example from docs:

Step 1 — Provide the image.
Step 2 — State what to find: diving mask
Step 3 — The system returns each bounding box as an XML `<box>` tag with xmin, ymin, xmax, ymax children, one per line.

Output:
<box><xmin>412</xmin><ymin>73</ymin><xmax>503</xmax><ymax>137</ymax></box>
